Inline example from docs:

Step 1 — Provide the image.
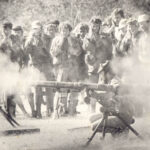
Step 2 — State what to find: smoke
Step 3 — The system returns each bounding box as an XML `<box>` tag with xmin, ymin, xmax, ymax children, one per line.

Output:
<box><xmin>111</xmin><ymin>33</ymin><xmax>150</xmax><ymax>115</ymax></box>
<box><xmin>0</xmin><ymin>53</ymin><xmax>45</xmax><ymax>98</ymax></box>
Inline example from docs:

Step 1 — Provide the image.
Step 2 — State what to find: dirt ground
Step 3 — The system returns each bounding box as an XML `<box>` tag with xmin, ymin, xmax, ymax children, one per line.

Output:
<box><xmin>1</xmin><ymin>112</ymin><xmax>150</xmax><ymax>150</ymax></box>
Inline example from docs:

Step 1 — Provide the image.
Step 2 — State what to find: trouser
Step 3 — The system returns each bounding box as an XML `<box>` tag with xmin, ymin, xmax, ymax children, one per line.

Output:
<box><xmin>28</xmin><ymin>86</ymin><xmax>43</xmax><ymax>118</ymax></box>
<box><xmin>89</xmin><ymin>113</ymin><xmax>132</xmax><ymax>133</ymax></box>
<box><xmin>45</xmin><ymin>87</ymin><xmax>54</xmax><ymax>116</ymax></box>
<box><xmin>6</xmin><ymin>95</ymin><xmax>16</xmax><ymax>117</ymax></box>
<box><xmin>67</xmin><ymin>92</ymin><xmax>79</xmax><ymax>115</ymax></box>
<box><xmin>87</xmin><ymin>73</ymin><xmax>99</xmax><ymax>113</ymax></box>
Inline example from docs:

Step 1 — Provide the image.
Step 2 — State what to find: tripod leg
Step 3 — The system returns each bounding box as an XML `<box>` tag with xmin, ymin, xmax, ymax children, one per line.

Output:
<box><xmin>116</xmin><ymin>114</ymin><xmax>143</xmax><ymax>140</ymax></box>
<box><xmin>7</xmin><ymin>114</ymin><xmax>20</xmax><ymax>126</ymax></box>
<box><xmin>102</xmin><ymin>114</ymin><xmax>108</xmax><ymax>139</ymax></box>
<box><xmin>0</xmin><ymin>107</ymin><xmax>16</xmax><ymax>127</ymax></box>
<box><xmin>85</xmin><ymin>115</ymin><xmax>105</xmax><ymax>147</ymax></box>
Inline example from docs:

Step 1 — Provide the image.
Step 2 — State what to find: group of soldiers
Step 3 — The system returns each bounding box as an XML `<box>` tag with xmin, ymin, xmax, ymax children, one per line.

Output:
<box><xmin>0</xmin><ymin>8</ymin><xmax>150</xmax><ymax>127</ymax></box>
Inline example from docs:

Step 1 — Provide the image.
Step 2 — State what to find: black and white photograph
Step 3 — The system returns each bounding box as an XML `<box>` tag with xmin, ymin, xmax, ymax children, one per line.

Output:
<box><xmin>0</xmin><ymin>0</ymin><xmax>150</xmax><ymax>150</ymax></box>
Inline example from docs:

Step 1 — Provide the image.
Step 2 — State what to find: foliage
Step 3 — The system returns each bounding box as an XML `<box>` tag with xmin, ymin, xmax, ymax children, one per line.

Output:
<box><xmin>0</xmin><ymin>0</ymin><xmax>149</xmax><ymax>30</ymax></box>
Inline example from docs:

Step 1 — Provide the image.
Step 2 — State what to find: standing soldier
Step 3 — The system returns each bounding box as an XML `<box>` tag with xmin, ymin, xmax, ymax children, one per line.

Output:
<box><xmin>113</xmin><ymin>19</ymin><xmax>128</xmax><ymax>57</ymax></box>
<box><xmin>82</xmin><ymin>16</ymin><xmax>112</xmax><ymax>113</ymax></box>
<box><xmin>72</xmin><ymin>22</ymin><xmax>89</xmax><ymax>81</ymax></box>
<box><xmin>43</xmin><ymin>21</ymin><xmax>59</xmax><ymax>116</ymax></box>
<box><xmin>0</xmin><ymin>22</ymin><xmax>16</xmax><ymax>117</ymax></box>
<box><xmin>25</xmin><ymin>21</ymin><xmax>52</xmax><ymax>118</ymax></box>
<box><xmin>137</xmin><ymin>14</ymin><xmax>150</xmax><ymax>63</ymax></box>
<box><xmin>119</xmin><ymin>18</ymin><xmax>141</xmax><ymax>58</ymax></box>
<box><xmin>11</xmin><ymin>25</ymin><xmax>30</xmax><ymax>117</ymax></box>
<box><xmin>67</xmin><ymin>34</ymin><xmax>83</xmax><ymax>115</ymax></box>
<box><xmin>50</xmin><ymin>21</ymin><xmax>72</xmax><ymax>118</ymax></box>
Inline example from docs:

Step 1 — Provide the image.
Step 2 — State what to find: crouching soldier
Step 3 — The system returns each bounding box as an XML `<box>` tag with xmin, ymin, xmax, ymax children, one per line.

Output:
<box><xmin>88</xmin><ymin>79</ymin><xmax>134</xmax><ymax>137</ymax></box>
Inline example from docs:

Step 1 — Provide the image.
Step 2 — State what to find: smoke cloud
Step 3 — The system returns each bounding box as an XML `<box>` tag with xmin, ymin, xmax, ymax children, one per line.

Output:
<box><xmin>0</xmin><ymin>53</ymin><xmax>45</xmax><ymax>99</ymax></box>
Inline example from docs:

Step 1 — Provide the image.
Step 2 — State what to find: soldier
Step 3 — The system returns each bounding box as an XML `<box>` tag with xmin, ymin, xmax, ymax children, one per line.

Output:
<box><xmin>66</xmin><ymin>34</ymin><xmax>83</xmax><ymax>115</ymax></box>
<box><xmin>10</xmin><ymin>26</ymin><xmax>30</xmax><ymax>117</ymax></box>
<box><xmin>119</xmin><ymin>18</ymin><xmax>141</xmax><ymax>58</ymax></box>
<box><xmin>137</xmin><ymin>14</ymin><xmax>150</xmax><ymax>63</ymax></box>
<box><xmin>82</xmin><ymin>16</ymin><xmax>112</xmax><ymax>113</ymax></box>
<box><xmin>88</xmin><ymin>75</ymin><xmax>134</xmax><ymax>137</ymax></box>
<box><xmin>43</xmin><ymin>21</ymin><xmax>59</xmax><ymax>52</ymax></box>
<box><xmin>108</xmin><ymin>8</ymin><xmax>125</xmax><ymax>41</ymax></box>
<box><xmin>50</xmin><ymin>21</ymin><xmax>72</xmax><ymax>118</ymax></box>
<box><xmin>0</xmin><ymin>22</ymin><xmax>16</xmax><ymax>117</ymax></box>
<box><xmin>43</xmin><ymin>21</ymin><xmax>59</xmax><ymax>116</ymax></box>
<box><xmin>113</xmin><ymin>19</ymin><xmax>129</xmax><ymax>57</ymax></box>
<box><xmin>0</xmin><ymin>22</ymin><xmax>13</xmax><ymax>58</ymax></box>
<box><xmin>25</xmin><ymin>21</ymin><xmax>52</xmax><ymax>118</ymax></box>
<box><xmin>72</xmin><ymin>22</ymin><xmax>89</xmax><ymax>81</ymax></box>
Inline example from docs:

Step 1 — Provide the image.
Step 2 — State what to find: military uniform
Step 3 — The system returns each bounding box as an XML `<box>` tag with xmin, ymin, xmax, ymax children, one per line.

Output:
<box><xmin>25</xmin><ymin>27</ymin><xmax>53</xmax><ymax>118</ymax></box>
<box><xmin>42</xmin><ymin>22</ymin><xmax>58</xmax><ymax>116</ymax></box>
<box><xmin>0</xmin><ymin>22</ymin><xmax>16</xmax><ymax>117</ymax></box>
<box><xmin>50</xmin><ymin>34</ymin><xmax>70</xmax><ymax>118</ymax></box>
<box><xmin>89</xmin><ymin>78</ymin><xmax>134</xmax><ymax>136</ymax></box>
<box><xmin>83</xmin><ymin>25</ymin><xmax>112</xmax><ymax>112</ymax></box>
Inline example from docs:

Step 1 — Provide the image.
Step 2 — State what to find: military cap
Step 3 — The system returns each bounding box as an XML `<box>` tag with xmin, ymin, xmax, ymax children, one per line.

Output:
<box><xmin>138</xmin><ymin>14</ymin><xmax>150</xmax><ymax>23</ymax></box>
<box><xmin>13</xmin><ymin>26</ymin><xmax>23</xmax><ymax>31</ymax></box>
<box><xmin>3</xmin><ymin>22</ymin><xmax>13</xmax><ymax>29</ymax></box>
<box><xmin>119</xmin><ymin>19</ymin><xmax>127</xmax><ymax>29</ymax></box>
<box><xmin>89</xmin><ymin>16</ymin><xmax>102</xmax><ymax>24</ymax></box>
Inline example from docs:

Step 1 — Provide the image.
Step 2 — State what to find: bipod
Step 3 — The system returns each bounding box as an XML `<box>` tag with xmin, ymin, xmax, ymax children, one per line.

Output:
<box><xmin>84</xmin><ymin>110</ymin><xmax>143</xmax><ymax>147</ymax></box>
<box><xmin>0</xmin><ymin>106</ymin><xmax>20</xmax><ymax>127</ymax></box>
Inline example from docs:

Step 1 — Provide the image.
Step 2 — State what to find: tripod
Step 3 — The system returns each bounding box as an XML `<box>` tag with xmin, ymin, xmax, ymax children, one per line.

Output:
<box><xmin>85</xmin><ymin>109</ymin><xmax>143</xmax><ymax>147</ymax></box>
<box><xmin>0</xmin><ymin>106</ymin><xmax>20</xmax><ymax>127</ymax></box>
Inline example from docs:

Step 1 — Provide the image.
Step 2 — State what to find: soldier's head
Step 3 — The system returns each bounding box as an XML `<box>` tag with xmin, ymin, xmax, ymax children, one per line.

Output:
<box><xmin>127</xmin><ymin>18</ymin><xmax>139</xmax><ymax>34</ymax></box>
<box><xmin>138</xmin><ymin>14</ymin><xmax>150</xmax><ymax>32</ymax></box>
<box><xmin>59</xmin><ymin>22</ymin><xmax>72</xmax><ymax>37</ymax></box>
<box><xmin>2</xmin><ymin>22</ymin><xmax>13</xmax><ymax>37</ymax></box>
<box><xmin>13</xmin><ymin>26</ymin><xmax>23</xmax><ymax>38</ymax></box>
<box><xmin>44</xmin><ymin>21</ymin><xmax>58</xmax><ymax>38</ymax></box>
<box><xmin>73</xmin><ymin>22</ymin><xmax>89</xmax><ymax>39</ymax></box>
<box><xmin>89</xmin><ymin>16</ymin><xmax>102</xmax><ymax>34</ymax></box>
<box><xmin>31</xmin><ymin>21</ymin><xmax>43</xmax><ymax>38</ymax></box>
<box><xmin>111</xmin><ymin>8</ymin><xmax>124</xmax><ymax>26</ymax></box>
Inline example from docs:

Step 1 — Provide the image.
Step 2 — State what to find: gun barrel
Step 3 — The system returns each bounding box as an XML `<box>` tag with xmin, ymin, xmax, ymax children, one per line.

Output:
<box><xmin>32</xmin><ymin>81</ymin><xmax>115</xmax><ymax>92</ymax></box>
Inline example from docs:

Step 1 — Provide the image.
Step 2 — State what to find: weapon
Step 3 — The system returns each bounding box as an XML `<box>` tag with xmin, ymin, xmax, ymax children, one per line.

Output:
<box><xmin>0</xmin><ymin>106</ymin><xmax>20</xmax><ymax>127</ymax></box>
<box><xmin>84</xmin><ymin>91</ymin><xmax>143</xmax><ymax>147</ymax></box>
<box><xmin>32</xmin><ymin>80</ymin><xmax>115</xmax><ymax>92</ymax></box>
